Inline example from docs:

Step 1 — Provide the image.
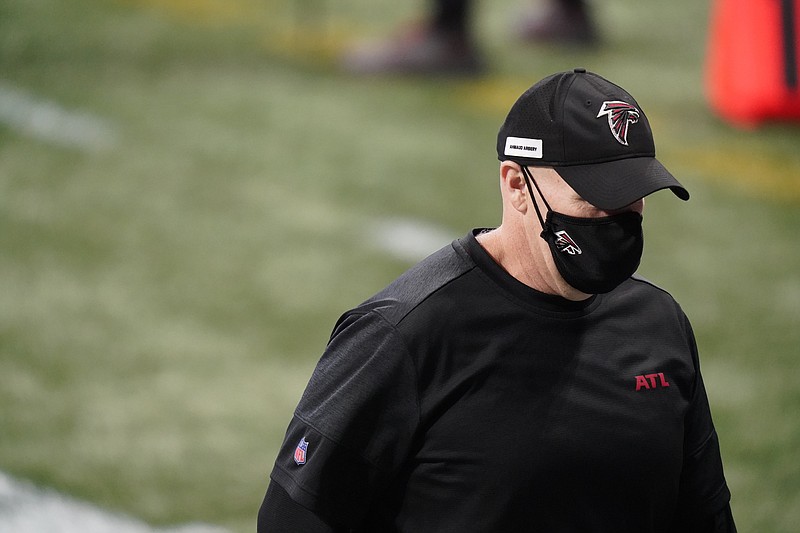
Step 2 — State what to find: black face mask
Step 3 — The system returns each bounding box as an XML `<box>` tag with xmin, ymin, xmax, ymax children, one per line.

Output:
<box><xmin>521</xmin><ymin>167</ymin><xmax>644</xmax><ymax>294</ymax></box>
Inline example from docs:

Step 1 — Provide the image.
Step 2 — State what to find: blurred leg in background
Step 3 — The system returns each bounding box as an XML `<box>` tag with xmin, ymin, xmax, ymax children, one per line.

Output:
<box><xmin>341</xmin><ymin>0</ymin><xmax>599</xmax><ymax>76</ymax></box>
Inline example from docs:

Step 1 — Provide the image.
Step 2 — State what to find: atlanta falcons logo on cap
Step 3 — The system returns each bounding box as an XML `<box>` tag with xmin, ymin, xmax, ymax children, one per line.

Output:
<box><xmin>597</xmin><ymin>101</ymin><xmax>640</xmax><ymax>146</ymax></box>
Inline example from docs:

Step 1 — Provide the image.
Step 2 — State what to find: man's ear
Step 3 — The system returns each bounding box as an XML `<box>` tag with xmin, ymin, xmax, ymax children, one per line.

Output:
<box><xmin>500</xmin><ymin>161</ymin><xmax>528</xmax><ymax>213</ymax></box>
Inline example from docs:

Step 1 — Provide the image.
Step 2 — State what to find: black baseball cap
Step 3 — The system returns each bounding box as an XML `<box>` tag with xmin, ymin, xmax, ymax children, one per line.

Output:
<box><xmin>497</xmin><ymin>68</ymin><xmax>689</xmax><ymax>210</ymax></box>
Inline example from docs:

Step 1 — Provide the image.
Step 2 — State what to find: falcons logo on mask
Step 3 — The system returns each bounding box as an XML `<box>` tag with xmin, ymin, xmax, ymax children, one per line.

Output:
<box><xmin>555</xmin><ymin>230</ymin><xmax>582</xmax><ymax>255</ymax></box>
<box><xmin>597</xmin><ymin>101</ymin><xmax>640</xmax><ymax>146</ymax></box>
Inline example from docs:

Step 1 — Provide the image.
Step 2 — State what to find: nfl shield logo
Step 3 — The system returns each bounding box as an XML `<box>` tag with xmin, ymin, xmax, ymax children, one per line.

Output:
<box><xmin>294</xmin><ymin>437</ymin><xmax>309</xmax><ymax>465</ymax></box>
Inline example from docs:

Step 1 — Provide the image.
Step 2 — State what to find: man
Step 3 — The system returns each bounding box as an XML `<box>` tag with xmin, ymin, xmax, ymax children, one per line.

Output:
<box><xmin>259</xmin><ymin>68</ymin><xmax>736</xmax><ymax>532</ymax></box>
<box><xmin>342</xmin><ymin>0</ymin><xmax>597</xmax><ymax>75</ymax></box>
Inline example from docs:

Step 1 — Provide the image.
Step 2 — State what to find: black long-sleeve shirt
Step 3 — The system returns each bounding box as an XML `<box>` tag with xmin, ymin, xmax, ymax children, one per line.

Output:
<box><xmin>259</xmin><ymin>231</ymin><xmax>736</xmax><ymax>532</ymax></box>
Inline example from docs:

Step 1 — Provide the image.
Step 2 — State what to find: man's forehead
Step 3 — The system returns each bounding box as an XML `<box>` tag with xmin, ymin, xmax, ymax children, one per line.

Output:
<box><xmin>528</xmin><ymin>166</ymin><xmax>573</xmax><ymax>191</ymax></box>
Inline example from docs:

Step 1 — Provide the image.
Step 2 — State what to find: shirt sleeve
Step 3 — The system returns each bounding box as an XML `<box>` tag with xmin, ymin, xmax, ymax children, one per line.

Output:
<box><xmin>269</xmin><ymin>308</ymin><xmax>420</xmax><ymax>529</ymax></box>
<box><xmin>669</xmin><ymin>501</ymin><xmax>737</xmax><ymax>533</ymax></box>
<box><xmin>674</xmin><ymin>316</ymin><xmax>733</xmax><ymax>518</ymax></box>
<box><xmin>258</xmin><ymin>480</ymin><xmax>337</xmax><ymax>533</ymax></box>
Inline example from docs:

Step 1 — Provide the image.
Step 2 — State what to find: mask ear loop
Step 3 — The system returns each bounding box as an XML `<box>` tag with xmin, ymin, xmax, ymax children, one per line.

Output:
<box><xmin>520</xmin><ymin>165</ymin><xmax>552</xmax><ymax>237</ymax></box>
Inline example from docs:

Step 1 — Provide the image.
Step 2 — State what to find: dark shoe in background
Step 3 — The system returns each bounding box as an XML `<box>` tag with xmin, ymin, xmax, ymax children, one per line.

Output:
<box><xmin>515</xmin><ymin>1</ymin><xmax>599</xmax><ymax>45</ymax></box>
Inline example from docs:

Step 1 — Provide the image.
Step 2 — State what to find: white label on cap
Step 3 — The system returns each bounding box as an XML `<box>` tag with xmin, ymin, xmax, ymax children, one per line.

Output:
<box><xmin>505</xmin><ymin>136</ymin><xmax>543</xmax><ymax>159</ymax></box>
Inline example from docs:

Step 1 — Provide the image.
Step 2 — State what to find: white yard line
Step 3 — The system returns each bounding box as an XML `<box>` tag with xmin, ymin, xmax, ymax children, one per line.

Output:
<box><xmin>368</xmin><ymin>217</ymin><xmax>457</xmax><ymax>263</ymax></box>
<box><xmin>0</xmin><ymin>472</ymin><xmax>228</xmax><ymax>533</ymax></box>
<box><xmin>0</xmin><ymin>83</ymin><xmax>118</xmax><ymax>151</ymax></box>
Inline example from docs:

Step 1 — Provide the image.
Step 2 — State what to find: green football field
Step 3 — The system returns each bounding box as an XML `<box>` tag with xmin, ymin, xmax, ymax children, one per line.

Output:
<box><xmin>1</xmin><ymin>0</ymin><xmax>799</xmax><ymax>531</ymax></box>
